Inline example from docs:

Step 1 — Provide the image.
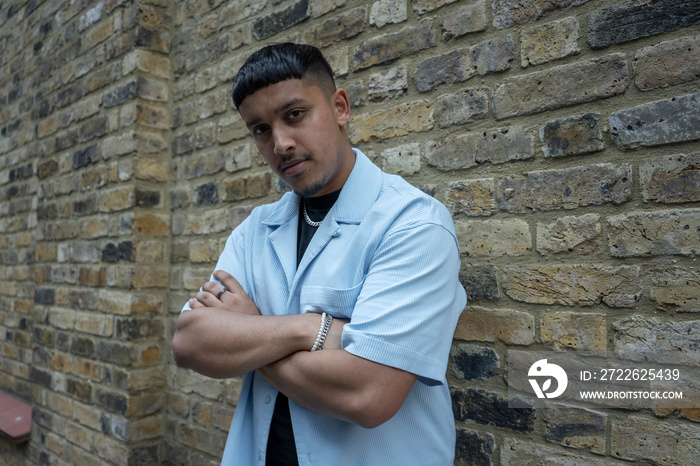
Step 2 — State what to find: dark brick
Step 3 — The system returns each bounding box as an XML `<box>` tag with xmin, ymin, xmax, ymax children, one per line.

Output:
<box><xmin>80</xmin><ymin>116</ymin><xmax>108</xmax><ymax>143</ymax></box>
<box><xmin>194</xmin><ymin>182</ymin><xmax>218</xmax><ymax>206</ymax></box>
<box><xmin>135</xmin><ymin>26</ymin><xmax>171</xmax><ymax>54</ymax></box>
<box><xmin>129</xmin><ymin>444</ymin><xmax>160</xmax><ymax>466</ymax></box>
<box><xmin>135</xmin><ymin>189</ymin><xmax>161</xmax><ymax>208</ymax></box>
<box><xmin>610</xmin><ymin>92</ymin><xmax>700</xmax><ymax>148</ymax></box>
<box><xmin>56</xmin><ymin>83</ymin><xmax>83</xmax><ymax>109</ymax></box>
<box><xmin>414</xmin><ymin>35</ymin><xmax>514</xmax><ymax>92</ymax></box>
<box><xmin>34</xmin><ymin>287</ymin><xmax>55</xmax><ymax>305</ymax></box>
<box><xmin>451</xmin><ymin>386</ymin><xmax>535</xmax><ymax>432</ymax></box>
<box><xmin>34</xmin><ymin>99</ymin><xmax>53</xmax><ymax>119</ymax></box>
<box><xmin>116</xmin><ymin>318</ymin><xmax>164</xmax><ymax>341</ymax></box>
<box><xmin>588</xmin><ymin>0</ymin><xmax>700</xmax><ymax>48</ymax></box>
<box><xmin>98</xmin><ymin>341</ymin><xmax>133</xmax><ymax>365</ymax></box>
<box><xmin>544</xmin><ymin>407</ymin><xmax>607</xmax><ymax>453</ymax></box>
<box><xmin>302</xmin><ymin>6</ymin><xmax>365</xmax><ymax>47</ymax></box>
<box><xmin>9</xmin><ymin>163</ymin><xmax>33</xmax><ymax>181</ymax></box>
<box><xmin>455</xmin><ymin>428</ymin><xmax>495</xmax><ymax>466</ymax></box>
<box><xmin>72</xmin><ymin>144</ymin><xmax>99</xmax><ymax>170</ymax></box>
<box><xmin>37</xmin><ymin>160</ymin><xmax>58</xmax><ymax>179</ymax></box>
<box><xmin>173</xmin><ymin>132</ymin><xmax>193</xmax><ymax>155</ymax></box>
<box><xmin>71</xmin><ymin>336</ymin><xmax>95</xmax><ymax>357</ymax></box>
<box><xmin>103</xmin><ymin>80</ymin><xmax>137</xmax><ymax>108</ymax></box>
<box><xmin>2</xmin><ymin>118</ymin><xmax>21</xmax><ymax>136</ymax></box>
<box><xmin>33</xmin><ymin>326</ymin><xmax>55</xmax><ymax>346</ymax></box>
<box><xmin>73</xmin><ymin>195</ymin><xmax>97</xmax><ymax>216</ymax></box>
<box><xmin>223</xmin><ymin>173</ymin><xmax>271</xmax><ymax>201</ymax></box>
<box><xmin>29</xmin><ymin>367</ymin><xmax>52</xmax><ymax>387</ymax></box>
<box><xmin>96</xmin><ymin>388</ymin><xmax>128</xmax><ymax>415</ymax></box>
<box><xmin>37</xmin><ymin>203</ymin><xmax>57</xmax><ymax>220</ymax></box>
<box><xmin>170</xmin><ymin>188</ymin><xmax>189</xmax><ymax>210</ymax></box>
<box><xmin>451</xmin><ymin>344</ymin><xmax>499</xmax><ymax>381</ymax></box>
<box><xmin>253</xmin><ymin>0</ymin><xmax>309</xmax><ymax>40</ymax></box>
<box><xmin>460</xmin><ymin>264</ymin><xmax>499</xmax><ymax>300</ymax></box>
<box><xmin>57</xmin><ymin>332</ymin><xmax>71</xmax><ymax>352</ymax></box>
<box><xmin>493</xmin><ymin>0</ymin><xmax>590</xmax><ymax>29</ymax></box>
<box><xmin>351</xmin><ymin>20</ymin><xmax>436</xmax><ymax>71</ymax></box>
<box><xmin>101</xmin><ymin>241</ymin><xmax>135</xmax><ymax>263</ymax></box>
<box><xmin>55</xmin><ymin>128</ymin><xmax>80</xmax><ymax>151</ymax></box>
<box><xmin>541</xmin><ymin>113</ymin><xmax>604</xmax><ymax>157</ymax></box>
<box><xmin>66</xmin><ymin>377</ymin><xmax>93</xmax><ymax>403</ymax></box>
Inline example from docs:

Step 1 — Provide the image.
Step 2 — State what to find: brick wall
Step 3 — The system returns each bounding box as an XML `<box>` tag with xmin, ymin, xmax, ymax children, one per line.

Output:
<box><xmin>1</xmin><ymin>0</ymin><xmax>699</xmax><ymax>464</ymax></box>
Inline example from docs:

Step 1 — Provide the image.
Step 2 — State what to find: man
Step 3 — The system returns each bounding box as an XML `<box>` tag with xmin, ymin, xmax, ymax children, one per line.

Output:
<box><xmin>172</xmin><ymin>43</ymin><xmax>467</xmax><ymax>465</ymax></box>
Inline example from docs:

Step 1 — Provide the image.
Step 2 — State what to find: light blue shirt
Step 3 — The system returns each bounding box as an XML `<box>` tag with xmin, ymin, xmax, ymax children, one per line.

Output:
<box><xmin>187</xmin><ymin>149</ymin><xmax>467</xmax><ymax>465</ymax></box>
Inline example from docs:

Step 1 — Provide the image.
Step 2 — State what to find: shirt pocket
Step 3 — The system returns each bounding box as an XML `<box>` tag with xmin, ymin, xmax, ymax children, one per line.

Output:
<box><xmin>299</xmin><ymin>281</ymin><xmax>364</xmax><ymax>319</ymax></box>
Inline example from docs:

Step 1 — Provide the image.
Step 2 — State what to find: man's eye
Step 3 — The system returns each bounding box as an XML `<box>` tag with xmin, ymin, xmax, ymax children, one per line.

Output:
<box><xmin>288</xmin><ymin>110</ymin><xmax>303</xmax><ymax>119</ymax></box>
<box><xmin>253</xmin><ymin>126</ymin><xmax>269</xmax><ymax>135</ymax></box>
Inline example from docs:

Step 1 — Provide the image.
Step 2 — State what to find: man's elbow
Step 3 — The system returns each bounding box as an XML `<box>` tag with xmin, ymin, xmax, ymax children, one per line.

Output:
<box><xmin>171</xmin><ymin>330</ymin><xmax>191</xmax><ymax>369</ymax></box>
<box><xmin>347</xmin><ymin>394</ymin><xmax>402</xmax><ymax>429</ymax></box>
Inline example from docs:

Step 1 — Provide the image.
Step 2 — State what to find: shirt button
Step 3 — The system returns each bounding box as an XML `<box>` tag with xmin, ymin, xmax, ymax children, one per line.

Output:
<box><xmin>264</xmin><ymin>395</ymin><xmax>271</xmax><ymax>404</ymax></box>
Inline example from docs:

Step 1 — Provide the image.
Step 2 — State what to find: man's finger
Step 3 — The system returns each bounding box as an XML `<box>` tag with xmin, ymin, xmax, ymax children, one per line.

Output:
<box><xmin>213</xmin><ymin>270</ymin><xmax>245</xmax><ymax>294</ymax></box>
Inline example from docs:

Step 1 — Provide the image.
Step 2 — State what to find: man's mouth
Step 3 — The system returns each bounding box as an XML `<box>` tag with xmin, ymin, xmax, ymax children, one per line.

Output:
<box><xmin>280</xmin><ymin>158</ymin><xmax>306</xmax><ymax>175</ymax></box>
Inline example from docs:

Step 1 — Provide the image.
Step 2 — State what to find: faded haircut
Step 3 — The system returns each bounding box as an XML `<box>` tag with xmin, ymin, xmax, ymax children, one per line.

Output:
<box><xmin>231</xmin><ymin>43</ymin><xmax>336</xmax><ymax>109</ymax></box>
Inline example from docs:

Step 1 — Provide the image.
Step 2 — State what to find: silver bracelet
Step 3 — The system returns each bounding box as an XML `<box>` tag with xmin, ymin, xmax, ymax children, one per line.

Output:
<box><xmin>311</xmin><ymin>312</ymin><xmax>333</xmax><ymax>351</ymax></box>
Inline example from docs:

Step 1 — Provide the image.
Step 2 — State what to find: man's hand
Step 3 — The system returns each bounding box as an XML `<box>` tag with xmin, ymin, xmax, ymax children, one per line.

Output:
<box><xmin>190</xmin><ymin>270</ymin><xmax>260</xmax><ymax>316</ymax></box>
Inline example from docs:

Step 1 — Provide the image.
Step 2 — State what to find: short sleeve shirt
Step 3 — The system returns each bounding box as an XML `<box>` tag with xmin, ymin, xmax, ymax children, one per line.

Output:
<box><xmin>184</xmin><ymin>149</ymin><xmax>467</xmax><ymax>466</ymax></box>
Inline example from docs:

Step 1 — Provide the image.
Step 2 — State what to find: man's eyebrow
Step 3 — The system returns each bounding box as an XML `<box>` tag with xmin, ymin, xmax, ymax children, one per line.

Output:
<box><xmin>245</xmin><ymin>98</ymin><xmax>307</xmax><ymax>129</ymax></box>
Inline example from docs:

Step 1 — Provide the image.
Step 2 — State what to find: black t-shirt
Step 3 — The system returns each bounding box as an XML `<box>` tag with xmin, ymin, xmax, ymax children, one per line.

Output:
<box><xmin>266</xmin><ymin>190</ymin><xmax>341</xmax><ymax>466</ymax></box>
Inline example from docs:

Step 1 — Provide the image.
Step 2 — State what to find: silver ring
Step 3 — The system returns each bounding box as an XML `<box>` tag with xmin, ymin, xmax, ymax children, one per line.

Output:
<box><xmin>216</xmin><ymin>287</ymin><xmax>228</xmax><ymax>300</ymax></box>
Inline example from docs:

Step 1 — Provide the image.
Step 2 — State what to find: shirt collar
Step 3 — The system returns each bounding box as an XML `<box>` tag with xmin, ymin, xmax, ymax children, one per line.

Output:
<box><xmin>263</xmin><ymin>149</ymin><xmax>381</xmax><ymax>226</ymax></box>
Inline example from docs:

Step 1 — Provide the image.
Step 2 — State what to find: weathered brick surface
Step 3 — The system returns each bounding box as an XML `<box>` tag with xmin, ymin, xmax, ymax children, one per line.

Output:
<box><xmin>498</xmin><ymin>163</ymin><xmax>632</xmax><ymax>213</ymax></box>
<box><xmin>521</xmin><ymin>17</ymin><xmax>580</xmax><ymax>67</ymax></box>
<box><xmin>651</xmin><ymin>266</ymin><xmax>700</xmax><ymax>313</ymax></box>
<box><xmin>540</xmin><ymin>312</ymin><xmax>606</xmax><ymax>350</ymax></box>
<box><xmin>614</xmin><ymin>315</ymin><xmax>700</xmax><ymax>364</ymax></box>
<box><xmin>544</xmin><ymin>407</ymin><xmax>607</xmax><ymax>454</ymax></box>
<box><xmin>503</xmin><ymin>264</ymin><xmax>642</xmax><ymax>307</ymax></box>
<box><xmin>494</xmin><ymin>0</ymin><xmax>590</xmax><ymax>29</ymax></box>
<box><xmin>493</xmin><ymin>54</ymin><xmax>628</xmax><ymax>119</ymax></box>
<box><xmin>451</xmin><ymin>343</ymin><xmax>499</xmax><ymax>381</ymax></box>
<box><xmin>349</xmin><ymin>100</ymin><xmax>434</xmax><ymax>143</ymax></box>
<box><xmin>414</xmin><ymin>35</ymin><xmax>514</xmax><ymax>92</ymax></box>
<box><xmin>640</xmin><ymin>153</ymin><xmax>700</xmax><ymax>203</ymax></box>
<box><xmin>455</xmin><ymin>306</ymin><xmax>535</xmax><ymax>345</ymax></box>
<box><xmin>455</xmin><ymin>427</ymin><xmax>495</xmax><ymax>466</ymax></box>
<box><xmin>455</xmin><ymin>218</ymin><xmax>532</xmax><ymax>257</ymax></box>
<box><xmin>369</xmin><ymin>0</ymin><xmax>406</xmax><ymax>28</ymax></box>
<box><xmin>611</xmin><ymin>415</ymin><xmax>700</xmax><ymax>464</ymax></box>
<box><xmin>540</xmin><ymin>113</ymin><xmax>604</xmax><ymax>157</ymax></box>
<box><xmin>441</xmin><ymin>1</ymin><xmax>486</xmax><ymax>42</ymax></box>
<box><xmin>588</xmin><ymin>0</ymin><xmax>700</xmax><ymax>48</ymax></box>
<box><xmin>427</xmin><ymin>126</ymin><xmax>534</xmax><ymax>171</ymax></box>
<box><xmin>447</xmin><ymin>178</ymin><xmax>496</xmax><ymax>216</ymax></box>
<box><xmin>451</xmin><ymin>387</ymin><xmax>535</xmax><ymax>432</ymax></box>
<box><xmin>537</xmin><ymin>213</ymin><xmax>601</xmax><ymax>255</ymax></box>
<box><xmin>607</xmin><ymin>209</ymin><xmax>700</xmax><ymax>256</ymax></box>
<box><xmin>351</xmin><ymin>20</ymin><xmax>435</xmax><ymax>70</ymax></box>
<box><xmin>501</xmin><ymin>438</ymin><xmax>618</xmax><ymax>465</ymax></box>
<box><xmin>633</xmin><ymin>35</ymin><xmax>700</xmax><ymax>90</ymax></box>
<box><xmin>610</xmin><ymin>92</ymin><xmax>700</xmax><ymax>148</ymax></box>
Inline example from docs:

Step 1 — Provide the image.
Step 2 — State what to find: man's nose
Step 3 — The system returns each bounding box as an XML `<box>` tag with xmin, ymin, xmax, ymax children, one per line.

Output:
<box><xmin>273</xmin><ymin>127</ymin><xmax>295</xmax><ymax>155</ymax></box>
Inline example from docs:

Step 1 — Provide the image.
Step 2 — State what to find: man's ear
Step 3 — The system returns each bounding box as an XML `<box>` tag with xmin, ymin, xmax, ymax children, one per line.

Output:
<box><xmin>333</xmin><ymin>89</ymin><xmax>351</xmax><ymax>127</ymax></box>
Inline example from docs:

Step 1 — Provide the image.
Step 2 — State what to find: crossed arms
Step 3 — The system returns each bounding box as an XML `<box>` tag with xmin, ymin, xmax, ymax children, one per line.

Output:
<box><xmin>172</xmin><ymin>270</ymin><xmax>417</xmax><ymax>429</ymax></box>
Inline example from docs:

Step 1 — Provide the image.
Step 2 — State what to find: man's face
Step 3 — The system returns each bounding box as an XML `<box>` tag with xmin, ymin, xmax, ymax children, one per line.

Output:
<box><xmin>238</xmin><ymin>78</ymin><xmax>354</xmax><ymax>198</ymax></box>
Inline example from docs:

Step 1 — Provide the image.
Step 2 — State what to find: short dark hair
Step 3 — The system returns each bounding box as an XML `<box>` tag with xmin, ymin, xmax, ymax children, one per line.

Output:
<box><xmin>231</xmin><ymin>43</ymin><xmax>336</xmax><ymax>108</ymax></box>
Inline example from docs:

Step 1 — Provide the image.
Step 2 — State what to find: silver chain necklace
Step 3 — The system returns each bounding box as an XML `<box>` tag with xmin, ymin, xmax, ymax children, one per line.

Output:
<box><xmin>303</xmin><ymin>203</ymin><xmax>322</xmax><ymax>227</ymax></box>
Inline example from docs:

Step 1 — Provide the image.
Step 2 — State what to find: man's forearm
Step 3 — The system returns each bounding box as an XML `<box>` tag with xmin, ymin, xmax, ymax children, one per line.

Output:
<box><xmin>258</xmin><ymin>348</ymin><xmax>417</xmax><ymax>428</ymax></box>
<box><xmin>172</xmin><ymin>308</ymin><xmax>319</xmax><ymax>378</ymax></box>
